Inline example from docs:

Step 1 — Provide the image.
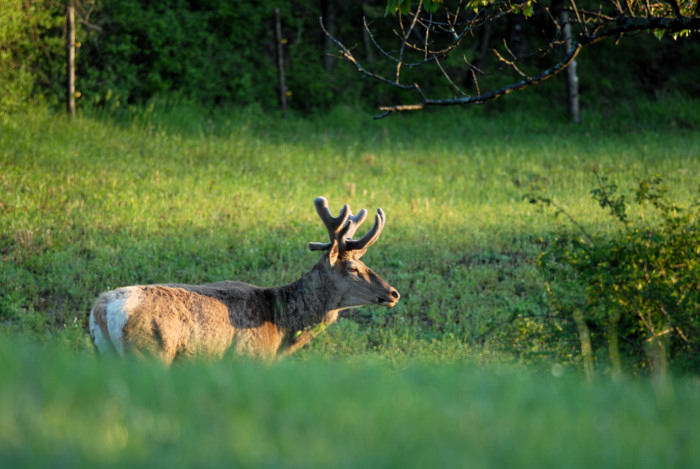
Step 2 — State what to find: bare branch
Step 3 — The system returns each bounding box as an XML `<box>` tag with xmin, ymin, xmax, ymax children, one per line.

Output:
<box><xmin>570</xmin><ymin>0</ymin><xmax>589</xmax><ymax>35</ymax></box>
<box><xmin>376</xmin><ymin>42</ymin><xmax>584</xmax><ymax>118</ymax></box>
<box><xmin>492</xmin><ymin>48</ymin><xmax>530</xmax><ymax>78</ymax></box>
<box><xmin>396</xmin><ymin>1</ymin><xmax>424</xmax><ymax>83</ymax></box>
<box><xmin>320</xmin><ymin>17</ymin><xmax>415</xmax><ymax>92</ymax></box>
<box><xmin>363</xmin><ymin>17</ymin><xmax>400</xmax><ymax>64</ymax></box>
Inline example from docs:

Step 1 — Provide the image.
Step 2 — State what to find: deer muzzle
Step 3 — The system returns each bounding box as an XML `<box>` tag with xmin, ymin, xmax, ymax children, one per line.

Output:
<box><xmin>378</xmin><ymin>287</ymin><xmax>400</xmax><ymax>307</ymax></box>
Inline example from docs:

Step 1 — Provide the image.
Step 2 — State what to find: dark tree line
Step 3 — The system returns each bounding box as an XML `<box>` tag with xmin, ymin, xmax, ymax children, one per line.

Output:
<box><xmin>1</xmin><ymin>0</ymin><xmax>699</xmax><ymax>115</ymax></box>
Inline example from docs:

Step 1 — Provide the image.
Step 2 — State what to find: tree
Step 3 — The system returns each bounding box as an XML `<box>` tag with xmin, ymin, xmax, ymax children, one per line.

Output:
<box><xmin>322</xmin><ymin>0</ymin><xmax>700</xmax><ymax>119</ymax></box>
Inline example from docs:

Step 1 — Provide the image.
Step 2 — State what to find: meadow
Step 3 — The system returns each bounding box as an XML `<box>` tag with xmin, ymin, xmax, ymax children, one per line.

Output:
<box><xmin>1</xmin><ymin>97</ymin><xmax>700</xmax><ymax>466</ymax></box>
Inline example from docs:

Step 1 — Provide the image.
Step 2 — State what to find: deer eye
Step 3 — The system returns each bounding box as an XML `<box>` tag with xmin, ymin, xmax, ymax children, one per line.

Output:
<box><xmin>347</xmin><ymin>265</ymin><xmax>359</xmax><ymax>274</ymax></box>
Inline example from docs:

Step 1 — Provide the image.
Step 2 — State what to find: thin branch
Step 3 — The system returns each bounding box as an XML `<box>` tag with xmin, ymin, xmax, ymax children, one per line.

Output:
<box><xmin>320</xmin><ymin>17</ymin><xmax>416</xmax><ymax>92</ymax></box>
<box><xmin>463</xmin><ymin>54</ymin><xmax>484</xmax><ymax>95</ymax></box>
<box><xmin>376</xmin><ymin>42</ymin><xmax>583</xmax><ymax>118</ymax></box>
<box><xmin>363</xmin><ymin>17</ymin><xmax>400</xmax><ymax>64</ymax></box>
<box><xmin>78</xmin><ymin>19</ymin><xmax>102</xmax><ymax>32</ymax></box>
<box><xmin>570</xmin><ymin>0</ymin><xmax>589</xmax><ymax>35</ymax></box>
<box><xmin>396</xmin><ymin>0</ymin><xmax>424</xmax><ymax>83</ymax></box>
<box><xmin>424</xmin><ymin>13</ymin><xmax>431</xmax><ymax>61</ymax></box>
<box><xmin>434</xmin><ymin>56</ymin><xmax>469</xmax><ymax>96</ymax></box>
<box><xmin>493</xmin><ymin>47</ymin><xmax>529</xmax><ymax>78</ymax></box>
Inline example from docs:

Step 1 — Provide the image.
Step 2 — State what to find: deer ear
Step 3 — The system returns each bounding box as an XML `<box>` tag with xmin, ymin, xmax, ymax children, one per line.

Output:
<box><xmin>327</xmin><ymin>241</ymin><xmax>340</xmax><ymax>266</ymax></box>
<box><xmin>348</xmin><ymin>248</ymin><xmax>367</xmax><ymax>260</ymax></box>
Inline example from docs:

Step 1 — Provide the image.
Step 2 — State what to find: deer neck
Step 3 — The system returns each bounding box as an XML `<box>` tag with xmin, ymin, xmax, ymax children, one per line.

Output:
<box><xmin>269</xmin><ymin>262</ymin><xmax>341</xmax><ymax>332</ymax></box>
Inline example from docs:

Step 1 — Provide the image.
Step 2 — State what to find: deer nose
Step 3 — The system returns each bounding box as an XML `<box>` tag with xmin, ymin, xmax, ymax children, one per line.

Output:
<box><xmin>390</xmin><ymin>289</ymin><xmax>400</xmax><ymax>301</ymax></box>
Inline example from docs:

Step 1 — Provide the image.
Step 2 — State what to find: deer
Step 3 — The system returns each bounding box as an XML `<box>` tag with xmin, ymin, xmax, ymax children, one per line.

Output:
<box><xmin>88</xmin><ymin>197</ymin><xmax>400</xmax><ymax>364</ymax></box>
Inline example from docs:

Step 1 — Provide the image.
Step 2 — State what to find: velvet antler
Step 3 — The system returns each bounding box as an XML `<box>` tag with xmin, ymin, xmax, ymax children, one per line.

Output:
<box><xmin>308</xmin><ymin>197</ymin><xmax>385</xmax><ymax>259</ymax></box>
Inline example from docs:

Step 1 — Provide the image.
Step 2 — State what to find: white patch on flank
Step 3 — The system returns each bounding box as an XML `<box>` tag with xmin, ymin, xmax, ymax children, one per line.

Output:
<box><xmin>89</xmin><ymin>308</ymin><xmax>113</xmax><ymax>355</ymax></box>
<box><xmin>105</xmin><ymin>287</ymin><xmax>141</xmax><ymax>356</ymax></box>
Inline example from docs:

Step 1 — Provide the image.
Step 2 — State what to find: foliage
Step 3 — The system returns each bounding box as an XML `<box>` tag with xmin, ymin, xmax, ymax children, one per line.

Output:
<box><xmin>534</xmin><ymin>172</ymin><xmax>700</xmax><ymax>376</ymax></box>
<box><xmin>0</xmin><ymin>0</ymin><xmax>65</xmax><ymax>112</ymax></box>
<box><xmin>79</xmin><ymin>1</ymin><xmax>271</xmax><ymax>108</ymax></box>
<box><xmin>1</xmin><ymin>0</ymin><xmax>699</xmax><ymax>114</ymax></box>
<box><xmin>75</xmin><ymin>1</ymin><xmax>376</xmax><ymax>112</ymax></box>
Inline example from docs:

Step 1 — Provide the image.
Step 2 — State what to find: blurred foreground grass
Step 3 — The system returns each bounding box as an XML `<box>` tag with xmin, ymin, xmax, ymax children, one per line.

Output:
<box><xmin>1</xmin><ymin>336</ymin><xmax>699</xmax><ymax>468</ymax></box>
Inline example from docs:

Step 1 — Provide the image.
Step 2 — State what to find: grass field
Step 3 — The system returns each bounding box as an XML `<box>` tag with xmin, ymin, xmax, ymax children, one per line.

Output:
<box><xmin>1</xmin><ymin>98</ymin><xmax>700</xmax><ymax>466</ymax></box>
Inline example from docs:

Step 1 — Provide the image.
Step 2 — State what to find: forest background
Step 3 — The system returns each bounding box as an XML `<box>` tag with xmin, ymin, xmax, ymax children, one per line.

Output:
<box><xmin>3</xmin><ymin>0</ymin><xmax>700</xmax><ymax>115</ymax></box>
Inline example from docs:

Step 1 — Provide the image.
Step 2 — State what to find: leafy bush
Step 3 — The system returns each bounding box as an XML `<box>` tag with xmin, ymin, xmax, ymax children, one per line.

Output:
<box><xmin>76</xmin><ymin>1</ymin><xmax>374</xmax><ymax>112</ymax></box>
<box><xmin>0</xmin><ymin>0</ymin><xmax>65</xmax><ymax>112</ymax></box>
<box><xmin>533</xmin><ymin>171</ymin><xmax>700</xmax><ymax>377</ymax></box>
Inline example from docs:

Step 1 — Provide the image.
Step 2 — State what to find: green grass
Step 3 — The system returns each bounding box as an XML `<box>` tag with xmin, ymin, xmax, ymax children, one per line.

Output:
<box><xmin>1</xmin><ymin>98</ymin><xmax>700</xmax><ymax>467</ymax></box>
<box><xmin>1</xmin><ymin>98</ymin><xmax>700</xmax><ymax>366</ymax></box>
<box><xmin>1</xmin><ymin>336</ymin><xmax>699</xmax><ymax>468</ymax></box>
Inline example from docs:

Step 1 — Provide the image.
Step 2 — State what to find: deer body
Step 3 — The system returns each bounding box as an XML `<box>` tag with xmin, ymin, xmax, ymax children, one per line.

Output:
<box><xmin>89</xmin><ymin>197</ymin><xmax>400</xmax><ymax>364</ymax></box>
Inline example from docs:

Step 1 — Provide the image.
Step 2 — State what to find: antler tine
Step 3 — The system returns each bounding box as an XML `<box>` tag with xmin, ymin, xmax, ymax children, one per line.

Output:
<box><xmin>343</xmin><ymin>209</ymin><xmax>368</xmax><ymax>240</ymax></box>
<box><xmin>313</xmin><ymin>197</ymin><xmax>350</xmax><ymax>232</ymax></box>
<box><xmin>308</xmin><ymin>197</ymin><xmax>351</xmax><ymax>251</ymax></box>
<box><xmin>346</xmin><ymin>208</ymin><xmax>385</xmax><ymax>252</ymax></box>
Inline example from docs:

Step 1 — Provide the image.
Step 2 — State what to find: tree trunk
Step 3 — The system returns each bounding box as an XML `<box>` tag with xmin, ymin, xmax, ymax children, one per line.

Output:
<box><xmin>66</xmin><ymin>0</ymin><xmax>75</xmax><ymax>118</ymax></box>
<box><xmin>645</xmin><ymin>324</ymin><xmax>670</xmax><ymax>379</ymax></box>
<box><xmin>573</xmin><ymin>309</ymin><xmax>595</xmax><ymax>382</ymax></box>
<box><xmin>506</xmin><ymin>16</ymin><xmax>526</xmax><ymax>60</ymax></box>
<box><xmin>646</xmin><ymin>323</ymin><xmax>674</xmax><ymax>406</ymax></box>
<box><xmin>558</xmin><ymin>9</ymin><xmax>581</xmax><ymax>123</ymax></box>
<box><xmin>273</xmin><ymin>8</ymin><xmax>287</xmax><ymax>118</ymax></box>
<box><xmin>607</xmin><ymin>309</ymin><xmax>622</xmax><ymax>379</ymax></box>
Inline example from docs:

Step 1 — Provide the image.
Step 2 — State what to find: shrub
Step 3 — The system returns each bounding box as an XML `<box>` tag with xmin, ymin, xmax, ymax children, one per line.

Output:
<box><xmin>532</xmin><ymin>171</ymin><xmax>700</xmax><ymax>377</ymax></box>
<box><xmin>0</xmin><ymin>0</ymin><xmax>65</xmax><ymax>112</ymax></box>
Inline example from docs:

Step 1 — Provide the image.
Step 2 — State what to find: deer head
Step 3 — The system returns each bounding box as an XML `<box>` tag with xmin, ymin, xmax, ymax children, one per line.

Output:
<box><xmin>308</xmin><ymin>197</ymin><xmax>400</xmax><ymax>309</ymax></box>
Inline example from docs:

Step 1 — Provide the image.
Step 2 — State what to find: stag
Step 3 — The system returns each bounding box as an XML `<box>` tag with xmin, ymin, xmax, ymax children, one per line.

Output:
<box><xmin>89</xmin><ymin>197</ymin><xmax>400</xmax><ymax>363</ymax></box>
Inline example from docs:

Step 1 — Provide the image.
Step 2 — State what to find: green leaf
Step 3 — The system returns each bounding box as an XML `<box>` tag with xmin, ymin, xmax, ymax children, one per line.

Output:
<box><xmin>425</xmin><ymin>0</ymin><xmax>442</xmax><ymax>13</ymax></box>
<box><xmin>385</xmin><ymin>0</ymin><xmax>408</xmax><ymax>16</ymax></box>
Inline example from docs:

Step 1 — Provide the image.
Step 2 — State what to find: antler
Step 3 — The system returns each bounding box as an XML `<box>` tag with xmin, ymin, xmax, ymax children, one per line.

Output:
<box><xmin>308</xmin><ymin>197</ymin><xmax>385</xmax><ymax>257</ymax></box>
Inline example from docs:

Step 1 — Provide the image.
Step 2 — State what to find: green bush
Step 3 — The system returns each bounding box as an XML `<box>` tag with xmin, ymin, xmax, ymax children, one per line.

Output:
<box><xmin>77</xmin><ymin>1</ymin><xmax>373</xmax><ymax>112</ymax></box>
<box><xmin>534</xmin><ymin>172</ymin><xmax>700</xmax><ymax>377</ymax></box>
<box><xmin>0</xmin><ymin>0</ymin><xmax>65</xmax><ymax>112</ymax></box>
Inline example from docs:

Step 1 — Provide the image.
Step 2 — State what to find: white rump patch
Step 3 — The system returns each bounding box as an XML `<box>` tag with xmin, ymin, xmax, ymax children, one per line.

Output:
<box><xmin>89</xmin><ymin>310</ymin><xmax>113</xmax><ymax>355</ymax></box>
<box><xmin>104</xmin><ymin>287</ymin><xmax>142</xmax><ymax>356</ymax></box>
